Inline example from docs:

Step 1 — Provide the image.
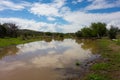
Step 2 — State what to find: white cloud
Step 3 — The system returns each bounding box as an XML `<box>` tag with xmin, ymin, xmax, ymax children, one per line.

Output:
<box><xmin>0</xmin><ymin>9</ymin><xmax>120</xmax><ymax>33</ymax></box>
<box><xmin>59</xmin><ymin>23</ymin><xmax>81</xmax><ymax>33</ymax></box>
<box><xmin>47</xmin><ymin>17</ymin><xmax>56</xmax><ymax>21</ymax></box>
<box><xmin>62</xmin><ymin>11</ymin><xmax>120</xmax><ymax>31</ymax></box>
<box><xmin>30</xmin><ymin>0</ymin><xmax>66</xmax><ymax>17</ymax></box>
<box><xmin>0</xmin><ymin>17</ymin><xmax>62</xmax><ymax>32</ymax></box>
<box><xmin>72</xmin><ymin>0</ymin><xmax>83</xmax><ymax>4</ymax></box>
<box><xmin>85</xmin><ymin>0</ymin><xmax>120</xmax><ymax>10</ymax></box>
<box><xmin>28</xmin><ymin>0</ymin><xmax>120</xmax><ymax>33</ymax></box>
<box><xmin>53</xmin><ymin>0</ymin><xmax>66</xmax><ymax>8</ymax></box>
<box><xmin>0</xmin><ymin>0</ymin><xmax>31</xmax><ymax>11</ymax></box>
<box><xmin>0</xmin><ymin>0</ymin><xmax>120</xmax><ymax>33</ymax></box>
<box><xmin>59</xmin><ymin>6</ymin><xmax>71</xmax><ymax>14</ymax></box>
<box><xmin>30</xmin><ymin>3</ymin><xmax>59</xmax><ymax>17</ymax></box>
<box><xmin>0</xmin><ymin>18</ymin><xmax>45</xmax><ymax>31</ymax></box>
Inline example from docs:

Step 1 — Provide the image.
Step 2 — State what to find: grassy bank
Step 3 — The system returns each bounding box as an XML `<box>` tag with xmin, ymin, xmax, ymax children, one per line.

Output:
<box><xmin>84</xmin><ymin>38</ymin><xmax>120</xmax><ymax>80</ymax></box>
<box><xmin>0</xmin><ymin>36</ymin><xmax>65</xmax><ymax>47</ymax></box>
<box><xmin>0</xmin><ymin>37</ymin><xmax>42</xmax><ymax>47</ymax></box>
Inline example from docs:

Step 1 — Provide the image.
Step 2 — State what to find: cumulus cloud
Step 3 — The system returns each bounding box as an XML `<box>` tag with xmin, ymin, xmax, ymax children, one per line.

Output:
<box><xmin>28</xmin><ymin>0</ymin><xmax>120</xmax><ymax>33</ymax></box>
<box><xmin>0</xmin><ymin>17</ymin><xmax>63</xmax><ymax>32</ymax></box>
<box><xmin>30</xmin><ymin>3</ymin><xmax>59</xmax><ymax>17</ymax></box>
<box><xmin>63</xmin><ymin>11</ymin><xmax>120</xmax><ymax>24</ymax></box>
<box><xmin>61</xmin><ymin>11</ymin><xmax>120</xmax><ymax>32</ymax></box>
<box><xmin>30</xmin><ymin>0</ymin><xmax>66</xmax><ymax>17</ymax></box>
<box><xmin>85</xmin><ymin>0</ymin><xmax>120</xmax><ymax>10</ymax></box>
<box><xmin>0</xmin><ymin>0</ymin><xmax>31</xmax><ymax>11</ymax></box>
<box><xmin>0</xmin><ymin>0</ymin><xmax>120</xmax><ymax>33</ymax></box>
<box><xmin>0</xmin><ymin>10</ymin><xmax>120</xmax><ymax>33</ymax></box>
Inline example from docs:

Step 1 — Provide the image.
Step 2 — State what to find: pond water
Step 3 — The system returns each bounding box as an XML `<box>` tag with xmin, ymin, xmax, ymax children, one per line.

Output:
<box><xmin>0</xmin><ymin>39</ymin><xmax>99</xmax><ymax>80</ymax></box>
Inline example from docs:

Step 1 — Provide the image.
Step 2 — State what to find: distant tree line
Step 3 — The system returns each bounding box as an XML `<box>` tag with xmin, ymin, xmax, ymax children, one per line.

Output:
<box><xmin>75</xmin><ymin>22</ymin><xmax>119</xmax><ymax>39</ymax></box>
<box><xmin>0</xmin><ymin>22</ymin><xmax>119</xmax><ymax>39</ymax></box>
<box><xmin>0</xmin><ymin>23</ymin><xmax>70</xmax><ymax>39</ymax></box>
<box><xmin>0</xmin><ymin>23</ymin><xmax>44</xmax><ymax>39</ymax></box>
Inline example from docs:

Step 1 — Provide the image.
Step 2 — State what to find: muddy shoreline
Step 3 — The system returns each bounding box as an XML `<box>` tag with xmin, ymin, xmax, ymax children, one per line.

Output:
<box><xmin>55</xmin><ymin>54</ymin><xmax>101</xmax><ymax>80</ymax></box>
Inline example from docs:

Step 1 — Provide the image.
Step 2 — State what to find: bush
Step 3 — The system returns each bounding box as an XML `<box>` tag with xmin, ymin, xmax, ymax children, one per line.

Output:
<box><xmin>108</xmin><ymin>26</ymin><xmax>118</xmax><ymax>39</ymax></box>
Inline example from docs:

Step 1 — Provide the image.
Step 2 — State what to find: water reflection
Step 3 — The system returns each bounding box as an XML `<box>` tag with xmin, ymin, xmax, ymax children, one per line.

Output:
<box><xmin>0</xmin><ymin>46</ymin><xmax>19</xmax><ymax>59</ymax></box>
<box><xmin>75</xmin><ymin>38</ymin><xmax>98</xmax><ymax>53</ymax></box>
<box><xmin>0</xmin><ymin>39</ymin><xmax>98</xmax><ymax>69</ymax></box>
<box><xmin>44</xmin><ymin>37</ymin><xmax>52</xmax><ymax>42</ymax></box>
<box><xmin>0</xmin><ymin>39</ymin><xmax>98</xmax><ymax>80</ymax></box>
<box><xmin>80</xmin><ymin>39</ymin><xmax>98</xmax><ymax>54</ymax></box>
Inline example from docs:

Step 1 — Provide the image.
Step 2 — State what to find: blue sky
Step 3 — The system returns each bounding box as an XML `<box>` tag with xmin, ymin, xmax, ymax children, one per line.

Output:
<box><xmin>0</xmin><ymin>0</ymin><xmax>120</xmax><ymax>33</ymax></box>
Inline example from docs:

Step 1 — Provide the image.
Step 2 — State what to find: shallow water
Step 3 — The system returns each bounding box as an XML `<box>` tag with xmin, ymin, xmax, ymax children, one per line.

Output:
<box><xmin>0</xmin><ymin>39</ymin><xmax>98</xmax><ymax>80</ymax></box>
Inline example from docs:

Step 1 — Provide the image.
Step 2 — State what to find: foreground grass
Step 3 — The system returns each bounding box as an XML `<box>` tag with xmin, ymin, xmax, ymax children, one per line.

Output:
<box><xmin>0</xmin><ymin>37</ymin><xmax>42</xmax><ymax>47</ymax></box>
<box><xmin>84</xmin><ymin>38</ymin><xmax>120</xmax><ymax>80</ymax></box>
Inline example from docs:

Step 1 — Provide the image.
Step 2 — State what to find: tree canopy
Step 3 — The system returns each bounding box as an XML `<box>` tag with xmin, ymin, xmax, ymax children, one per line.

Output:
<box><xmin>75</xmin><ymin>22</ymin><xmax>119</xmax><ymax>39</ymax></box>
<box><xmin>108</xmin><ymin>26</ymin><xmax>118</xmax><ymax>39</ymax></box>
<box><xmin>90</xmin><ymin>22</ymin><xmax>107</xmax><ymax>38</ymax></box>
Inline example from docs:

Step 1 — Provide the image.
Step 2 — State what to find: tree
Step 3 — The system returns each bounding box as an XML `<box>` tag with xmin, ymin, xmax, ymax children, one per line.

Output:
<box><xmin>75</xmin><ymin>22</ymin><xmax>107</xmax><ymax>38</ymax></box>
<box><xmin>45</xmin><ymin>32</ymin><xmax>53</xmax><ymax>36</ymax></box>
<box><xmin>90</xmin><ymin>22</ymin><xmax>107</xmax><ymax>38</ymax></box>
<box><xmin>75</xmin><ymin>31</ymin><xmax>82</xmax><ymax>37</ymax></box>
<box><xmin>0</xmin><ymin>23</ymin><xmax>19</xmax><ymax>37</ymax></box>
<box><xmin>0</xmin><ymin>24</ymin><xmax>7</xmax><ymax>37</ymax></box>
<box><xmin>108</xmin><ymin>26</ymin><xmax>118</xmax><ymax>39</ymax></box>
<box><xmin>81</xmin><ymin>27</ymin><xmax>92</xmax><ymax>37</ymax></box>
<box><xmin>3</xmin><ymin>23</ymin><xmax>19</xmax><ymax>37</ymax></box>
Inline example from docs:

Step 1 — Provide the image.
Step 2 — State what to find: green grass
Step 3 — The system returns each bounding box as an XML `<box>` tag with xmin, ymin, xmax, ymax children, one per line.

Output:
<box><xmin>83</xmin><ymin>38</ymin><xmax>120</xmax><ymax>80</ymax></box>
<box><xmin>115</xmin><ymin>39</ymin><xmax>120</xmax><ymax>46</ymax></box>
<box><xmin>0</xmin><ymin>37</ymin><xmax>42</xmax><ymax>47</ymax></box>
<box><xmin>91</xmin><ymin>63</ymin><xmax>110</xmax><ymax>71</ymax></box>
<box><xmin>0</xmin><ymin>38</ymin><xmax>22</xmax><ymax>47</ymax></box>
<box><xmin>85</xmin><ymin>73</ymin><xmax>109</xmax><ymax>80</ymax></box>
<box><xmin>97</xmin><ymin>39</ymin><xmax>111</xmax><ymax>47</ymax></box>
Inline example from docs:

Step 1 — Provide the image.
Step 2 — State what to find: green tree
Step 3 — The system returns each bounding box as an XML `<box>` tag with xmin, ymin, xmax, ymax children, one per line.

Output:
<box><xmin>3</xmin><ymin>23</ymin><xmax>19</xmax><ymax>37</ymax></box>
<box><xmin>108</xmin><ymin>26</ymin><xmax>118</xmax><ymax>39</ymax></box>
<box><xmin>75</xmin><ymin>31</ymin><xmax>82</xmax><ymax>37</ymax></box>
<box><xmin>45</xmin><ymin>32</ymin><xmax>53</xmax><ymax>36</ymax></box>
<box><xmin>81</xmin><ymin>27</ymin><xmax>92</xmax><ymax>37</ymax></box>
<box><xmin>0</xmin><ymin>24</ymin><xmax>7</xmax><ymax>37</ymax></box>
<box><xmin>90</xmin><ymin>22</ymin><xmax>107</xmax><ymax>38</ymax></box>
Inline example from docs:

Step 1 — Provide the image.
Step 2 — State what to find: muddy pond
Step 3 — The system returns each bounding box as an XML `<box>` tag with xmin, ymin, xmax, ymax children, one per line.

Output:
<box><xmin>0</xmin><ymin>39</ymin><xmax>99</xmax><ymax>80</ymax></box>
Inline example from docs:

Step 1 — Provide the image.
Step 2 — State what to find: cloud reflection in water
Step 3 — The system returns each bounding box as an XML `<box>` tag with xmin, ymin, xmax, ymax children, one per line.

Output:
<box><xmin>0</xmin><ymin>39</ymin><xmax>93</xmax><ymax>71</ymax></box>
